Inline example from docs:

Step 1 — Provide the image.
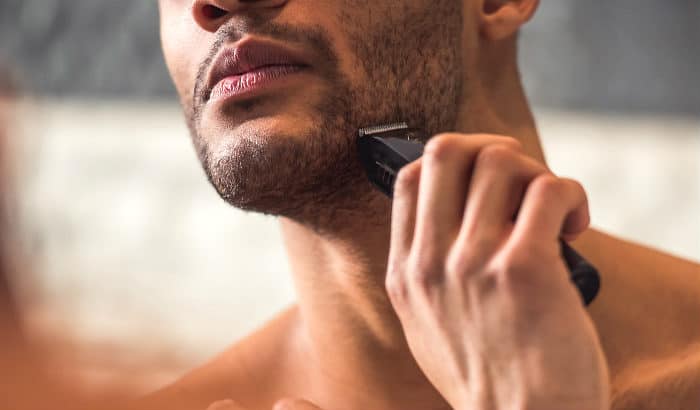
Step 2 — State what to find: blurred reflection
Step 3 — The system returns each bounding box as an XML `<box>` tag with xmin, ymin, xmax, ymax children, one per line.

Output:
<box><xmin>0</xmin><ymin>66</ymin><xmax>145</xmax><ymax>410</ymax></box>
<box><xmin>0</xmin><ymin>64</ymin><xmax>25</xmax><ymax>349</ymax></box>
<box><xmin>0</xmin><ymin>63</ymin><xmax>58</xmax><ymax>410</ymax></box>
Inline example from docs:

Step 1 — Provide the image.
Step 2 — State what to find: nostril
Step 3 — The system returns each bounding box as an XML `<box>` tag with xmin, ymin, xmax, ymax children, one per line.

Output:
<box><xmin>201</xmin><ymin>5</ymin><xmax>227</xmax><ymax>19</ymax></box>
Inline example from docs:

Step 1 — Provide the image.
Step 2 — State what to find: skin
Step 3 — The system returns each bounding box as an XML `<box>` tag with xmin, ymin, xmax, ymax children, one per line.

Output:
<box><xmin>150</xmin><ymin>0</ymin><xmax>700</xmax><ymax>409</ymax></box>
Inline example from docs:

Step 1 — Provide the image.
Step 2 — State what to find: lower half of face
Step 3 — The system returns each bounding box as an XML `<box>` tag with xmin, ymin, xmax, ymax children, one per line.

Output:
<box><xmin>163</xmin><ymin>1</ymin><xmax>465</xmax><ymax>229</ymax></box>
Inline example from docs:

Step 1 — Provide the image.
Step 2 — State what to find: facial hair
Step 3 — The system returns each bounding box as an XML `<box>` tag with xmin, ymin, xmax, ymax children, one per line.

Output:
<box><xmin>184</xmin><ymin>2</ymin><xmax>464</xmax><ymax>235</ymax></box>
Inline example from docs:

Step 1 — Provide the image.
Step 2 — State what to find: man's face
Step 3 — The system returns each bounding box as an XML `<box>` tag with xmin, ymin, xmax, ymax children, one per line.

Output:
<box><xmin>159</xmin><ymin>0</ymin><xmax>466</xmax><ymax>228</ymax></box>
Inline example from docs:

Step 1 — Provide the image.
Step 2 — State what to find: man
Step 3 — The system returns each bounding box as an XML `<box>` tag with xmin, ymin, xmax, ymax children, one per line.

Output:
<box><xmin>146</xmin><ymin>0</ymin><xmax>700</xmax><ymax>409</ymax></box>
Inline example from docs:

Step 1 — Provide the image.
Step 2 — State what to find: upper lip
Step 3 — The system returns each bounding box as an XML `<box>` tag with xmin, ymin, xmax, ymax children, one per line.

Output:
<box><xmin>204</xmin><ymin>38</ymin><xmax>310</xmax><ymax>101</ymax></box>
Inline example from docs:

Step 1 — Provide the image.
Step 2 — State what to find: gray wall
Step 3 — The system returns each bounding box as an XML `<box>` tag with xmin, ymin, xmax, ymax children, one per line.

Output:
<box><xmin>1</xmin><ymin>0</ymin><xmax>699</xmax><ymax>115</ymax></box>
<box><xmin>0</xmin><ymin>0</ymin><xmax>170</xmax><ymax>97</ymax></box>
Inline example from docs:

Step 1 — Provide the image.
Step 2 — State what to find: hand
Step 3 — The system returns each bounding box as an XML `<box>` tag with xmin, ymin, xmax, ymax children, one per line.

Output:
<box><xmin>385</xmin><ymin>134</ymin><xmax>610</xmax><ymax>410</ymax></box>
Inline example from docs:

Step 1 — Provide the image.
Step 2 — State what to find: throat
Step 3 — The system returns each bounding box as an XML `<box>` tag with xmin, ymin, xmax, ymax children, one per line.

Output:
<box><xmin>297</xmin><ymin>317</ymin><xmax>451</xmax><ymax>410</ymax></box>
<box><xmin>279</xmin><ymin>216</ymin><xmax>450</xmax><ymax>410</ymax></box>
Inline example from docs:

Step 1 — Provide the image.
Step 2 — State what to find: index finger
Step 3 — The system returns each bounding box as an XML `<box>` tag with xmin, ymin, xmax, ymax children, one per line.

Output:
<box><xmin>511</xmin><ymin>176</ymin><xmax>590</xmax><ymax>245</ymax></box>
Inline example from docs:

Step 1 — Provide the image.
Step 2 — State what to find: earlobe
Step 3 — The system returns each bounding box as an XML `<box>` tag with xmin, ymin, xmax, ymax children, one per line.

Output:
<box><xmin>479</xmin><ymin>0</ymin><xmax>539</xmax><ymax>41</ymax></box>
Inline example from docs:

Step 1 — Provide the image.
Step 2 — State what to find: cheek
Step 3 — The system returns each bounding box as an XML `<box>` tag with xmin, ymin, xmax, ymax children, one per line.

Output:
<box><xmin>332</xmin><ymin>1</ymin><xmax>440</xmax><ymax>85</ymax></box>
<box><xmin>292</xmin><ymin>2</ymin><xmax>378</xmax><ymax>89</ymax></box>
<box><xmin>160</xmin><ymin>10</ymin><xmax>208</xmax><ymax>101</ymax></box>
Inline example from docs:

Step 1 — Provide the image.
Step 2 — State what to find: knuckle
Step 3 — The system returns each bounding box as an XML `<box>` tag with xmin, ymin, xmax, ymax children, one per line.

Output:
<box><xmin>444</xmin><ymin>250</ymin><xmax>467</xmax><ymax>278</ymax></box>
<box><xmin>497</xmin><ymin>270</ymin><xmax>534</xmax><ymax>298</ymax></box>
<box><xmin>494</xmin><ymin>246</ymin><xmax>553</xmax><ymax>296</ymax></box>
<box><xmin>444</xmin><ymin>251</ymin><xmax>475</xmax><ymax>281</ymax></box>
<box><xmin>499</xmin><ymin>249</ymin><xmax>534</xmax><ymax>278</ymax></box>
<box><xmin>445</xmin><ymin>235</ymin><xmax>498</xmax><ymax>278</ymax></box>
<box><xmin>564</xmin><ymin>178</ymin><xmax>587</xmax><ymax>200</ymax></box>
<box><xmin>444</xmin><ymin>248</ymin><xmax>499</xmax><ymax>300</ymax></box>
<box><xmin>530</xmin><ymin>174</ymin><xmax>564</xmax><ymax>200</ymax></box>
<box><xmin>386</xmin><ymin>277</ymin><xmax>408</xmax><ymax>307</ymax></box>
<box><xmin>498</xmin><ymin>136</ymin><xmax>524</xmax><ymax>151</ymax></box>
<box><xmin>408</xmin><ymin>253</ymin><xmax>444</xmax><ymax>290</ymax></box>
<box><xmin>385</xmin><ymin>263</ymin><xmax>408</xmax><ymax>305</ymax></box>
<box><xmin>424</xmin><ymin>133</ymin><xmax>460</xmax><ymax>161</ymax></box>
<box><xmin>475</xmin><ymin>144</ymin><xmax>519</xmax><ymax>170</ymax></box>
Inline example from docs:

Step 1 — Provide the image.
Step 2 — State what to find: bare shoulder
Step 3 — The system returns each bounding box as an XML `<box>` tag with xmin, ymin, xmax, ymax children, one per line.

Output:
<box><xmin>578</xmin><ymin>230</ymin><xmax>700</xmax><ymax>409</ymax></box>
<box><xmin>578</xmin><ymin>228</ymin><xmax>699</xmax><ymax>274</ymax></box>
<box><xmin>612</xmin><ymin>343</ymin><xmax>700</xmax><ymax>410</ymax></box>
<box><xmin>136</xmin><ymin>305</ymin><xmax>302</xmax><ymax>410</ymax></box>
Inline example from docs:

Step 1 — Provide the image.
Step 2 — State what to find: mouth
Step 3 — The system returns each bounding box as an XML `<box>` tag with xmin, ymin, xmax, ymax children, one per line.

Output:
<box><xmin>205</xmin><ymin>38</ymin><xmax>311</xmax><ymax>104</ymax></box>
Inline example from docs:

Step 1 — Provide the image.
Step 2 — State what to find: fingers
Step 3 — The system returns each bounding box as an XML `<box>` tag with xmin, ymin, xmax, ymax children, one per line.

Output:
<box><xmin>510</xmin><ymin>175</ymin><xmax>590</xmax><ymax>246</ymax></box>
<box><xmin>387</xmin><ymin>131</ymin><xmax>590</xmax><ymax>302</ymax></box>
<box><xmin>413</xmin><ymin>134</ymin><xmax>523</xmax><ymax>257</ymax></box>
<box><xmin>390</xmin><ymin>160</ymin><xmax>422</xmax><ymax>258</ymax></box>
<box><xmin>273</xmin><ymin>398</ymin><xmax>324</xmax><ymax>410</ymax></box>
<box><xmin>387</xmin><ymin>133</ymin><xmax>532</xmax><ymax>304</ymax></box>
<box><xmin>455</xmin><ymin>145</ymin><xmax>549</xmax><ymax>260</ymax></box>
<box><xmin>412</xmin><ymin>134</ymin><xmax>477</xmax><ymax>255</ymax></box>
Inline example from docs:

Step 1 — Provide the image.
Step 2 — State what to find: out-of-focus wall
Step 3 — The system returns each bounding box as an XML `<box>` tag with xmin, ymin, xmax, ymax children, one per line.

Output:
<box><xmin>1</xmin><ymin>0</ymin><xmax>699</xmax><ymax>114</ymax></box>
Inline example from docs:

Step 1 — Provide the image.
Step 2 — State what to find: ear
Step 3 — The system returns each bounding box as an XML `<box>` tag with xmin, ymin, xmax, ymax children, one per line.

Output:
<box><xmin>478</xmin><ymin>0</ymin><xmax>539</xmax><ymax>41</ymax></box>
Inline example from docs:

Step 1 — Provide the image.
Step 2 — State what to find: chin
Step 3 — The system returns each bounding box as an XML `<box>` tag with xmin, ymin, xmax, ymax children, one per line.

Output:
<box><xmin>192</xmin><ymin>100</ymin><xmax>371</xmax><ymax>225</ymax></box>
<box><xmin>202</xmin><ymin>93</ymin><xmax>326</xmax><ymax>144</ymax></box>
<box><xmin>198</xmin><ymin>111</ymin><xmax>320</xmax><ymax>160</ymax></box>
<box><xmin>234</xmin><ymin>114</ymin><xmax>318</xmax><ymax>144</ymax></box>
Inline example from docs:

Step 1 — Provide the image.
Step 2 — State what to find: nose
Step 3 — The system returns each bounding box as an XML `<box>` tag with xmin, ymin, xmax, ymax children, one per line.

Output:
<box><xmin>192</xmin><ymin>0</ymin><xmax>288</xmax><ymax>32</ymax></box>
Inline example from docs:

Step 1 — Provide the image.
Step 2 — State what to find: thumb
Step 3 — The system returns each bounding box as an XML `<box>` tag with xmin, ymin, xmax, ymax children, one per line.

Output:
<box><xmin>207</xmin><ymin>399</ymin><xmax>249</xmax><ymax>410</ymax></box>
<box><xmin>273</xmin><ymin>398</ymin><xmax>324</xmax><ymax>410</ymax></box>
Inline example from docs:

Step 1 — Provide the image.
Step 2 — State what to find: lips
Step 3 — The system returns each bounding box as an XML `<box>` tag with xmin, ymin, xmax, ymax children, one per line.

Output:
<box><xmin>205</xmin><ymin>39</ymin><xmax>309</xmax><ymax>102</ymax></box>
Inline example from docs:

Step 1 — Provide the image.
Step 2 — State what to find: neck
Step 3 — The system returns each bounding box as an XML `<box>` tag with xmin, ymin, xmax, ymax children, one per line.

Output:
<box><xmin>280</xmin><ymin>211</ymin><xmax>450</xmax><ymax>410</ymax></box>
<box><xmin>277</xmin><ymin>84</ymin><xmax>545</xmax><ymax>409</ymax></box>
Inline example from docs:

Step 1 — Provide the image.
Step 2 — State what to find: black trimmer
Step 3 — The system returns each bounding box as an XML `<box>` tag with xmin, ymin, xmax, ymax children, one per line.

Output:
<box><xmin>357</xmin><ymin>122</ymin><xmax>600</xmax><ymax>306</ymax></box>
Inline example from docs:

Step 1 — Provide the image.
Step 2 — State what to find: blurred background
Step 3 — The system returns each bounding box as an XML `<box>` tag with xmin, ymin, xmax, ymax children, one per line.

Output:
<box><xmin>1</xmin><ymin>0</ymin><xmax>699</xmax><ymax>391</ymax></box>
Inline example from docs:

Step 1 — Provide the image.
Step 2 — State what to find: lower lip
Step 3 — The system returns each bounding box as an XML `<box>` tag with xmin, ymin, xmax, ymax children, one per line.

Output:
<box><xmin>209</xmin><ymin>65</ymin><xmax>307</xmax><ymax>103</ymax></box>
